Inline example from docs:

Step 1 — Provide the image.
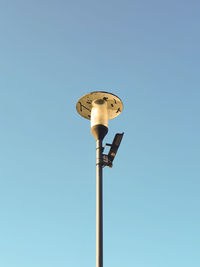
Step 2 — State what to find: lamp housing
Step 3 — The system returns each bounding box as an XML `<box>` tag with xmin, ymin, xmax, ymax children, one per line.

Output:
<box><xmin>76</xmin><ymin>91</ymin><xmax>123</xmax><ymax>140</ymax></box>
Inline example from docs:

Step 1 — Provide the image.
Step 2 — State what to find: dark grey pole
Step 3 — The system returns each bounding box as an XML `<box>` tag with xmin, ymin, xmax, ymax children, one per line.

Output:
<box><xmin>96</xmin><ymin>139</ymin><xmax>103</xmax><ymax>267</ymax></box>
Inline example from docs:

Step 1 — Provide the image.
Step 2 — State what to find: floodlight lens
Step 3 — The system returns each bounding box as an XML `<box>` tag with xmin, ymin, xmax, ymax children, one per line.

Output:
<box><xmin>114</xmin><ymin>134</ymin><xmax>123</xmax><ymax>146</ymax></box>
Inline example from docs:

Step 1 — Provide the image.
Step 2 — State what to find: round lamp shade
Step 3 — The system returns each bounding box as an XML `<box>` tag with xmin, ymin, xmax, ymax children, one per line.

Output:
<box><xmin>76</xmin><ymin>91</ymin><xmax>123</xmax><ymax>123</ymax></box>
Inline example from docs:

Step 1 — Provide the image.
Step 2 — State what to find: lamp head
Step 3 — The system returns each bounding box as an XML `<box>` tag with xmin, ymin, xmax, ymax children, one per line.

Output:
<box><xmin>76</xmin><ymin>91</ymin><xmax>123</xmax><ymax>140</ymax></box>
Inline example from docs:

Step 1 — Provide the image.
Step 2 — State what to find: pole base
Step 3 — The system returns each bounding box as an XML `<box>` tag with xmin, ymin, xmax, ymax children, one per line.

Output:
<box><xmin>91</xmin><ymin>124</ymin><xmax>108</xmax><ymax>141</ymax></box>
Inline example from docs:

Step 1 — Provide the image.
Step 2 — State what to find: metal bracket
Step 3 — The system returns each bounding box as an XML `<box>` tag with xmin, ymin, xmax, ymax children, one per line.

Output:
<box><xmin>102</xmin><ymin>154</ymin><xmax>113</xmax><ymax>168</ymax></box>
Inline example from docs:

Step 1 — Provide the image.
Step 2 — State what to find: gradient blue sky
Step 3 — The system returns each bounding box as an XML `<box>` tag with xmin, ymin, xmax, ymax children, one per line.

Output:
<box><xmin>0</xmin><ymin>0</ymin><xmax>200</xmax><ymax>266</ymax></box>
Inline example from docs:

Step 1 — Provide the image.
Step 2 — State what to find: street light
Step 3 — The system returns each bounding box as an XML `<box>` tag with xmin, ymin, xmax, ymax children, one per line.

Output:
<box><xmin>76</xmin><ymin>91</ymin><xmax>124</xmax><ymax>267</ymax></box>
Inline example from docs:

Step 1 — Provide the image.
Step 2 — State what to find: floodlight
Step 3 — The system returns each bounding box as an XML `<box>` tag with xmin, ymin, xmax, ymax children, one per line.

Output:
<box><xmin>102</xmin><ymin>133</ymin><xmax>124</xmax><ymax>168</ymax></box>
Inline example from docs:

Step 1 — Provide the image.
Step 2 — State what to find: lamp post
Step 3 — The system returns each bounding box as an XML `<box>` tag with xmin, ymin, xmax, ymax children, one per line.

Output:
<box><xmin>76</xmin><ymin>91</ymin><xmax>123</xmax><ymax>267</ymax></box>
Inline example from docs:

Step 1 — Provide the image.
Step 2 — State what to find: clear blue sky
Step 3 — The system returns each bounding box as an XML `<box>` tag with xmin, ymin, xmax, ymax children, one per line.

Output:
<box><xmin>0</xmin><ymin>0</ymin><xmax>200</xmax><ymax>266</ymax></box>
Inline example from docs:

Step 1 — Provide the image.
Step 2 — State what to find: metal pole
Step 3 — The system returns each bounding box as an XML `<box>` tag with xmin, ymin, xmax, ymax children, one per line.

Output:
<box><xmin>96</xmin><ymin>139</ymin><xmax>103</xmax><ymax>267</ymax></box>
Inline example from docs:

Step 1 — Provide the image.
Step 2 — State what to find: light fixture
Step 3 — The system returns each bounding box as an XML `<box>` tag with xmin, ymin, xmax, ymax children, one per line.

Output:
<box><xmin>76</xmin><ymin>91</ymin><xmax>124</xmax><ymax>267</ymax></box>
